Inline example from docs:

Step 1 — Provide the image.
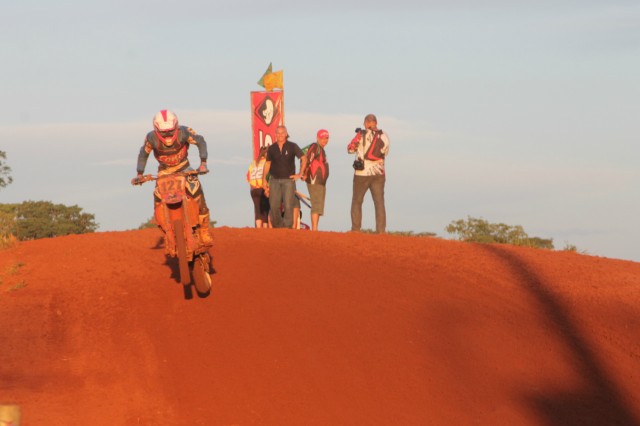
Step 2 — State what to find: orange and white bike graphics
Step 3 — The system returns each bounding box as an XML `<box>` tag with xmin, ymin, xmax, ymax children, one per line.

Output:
<box><xmin>138</xmin><ymin>170</ymin><xmax>212</xmax><ymax>294</ymax></box>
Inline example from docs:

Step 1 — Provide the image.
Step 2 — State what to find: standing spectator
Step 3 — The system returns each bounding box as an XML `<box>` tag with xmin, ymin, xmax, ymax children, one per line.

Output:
<box><xmin>247</xmin><ymin>147</ymin><xmax>270</xmax><ymax>228</ymax></box>
<box><xmin>262</xmin><ymin>126</ymin><xmax>307</xmax><ymax>228</ymax></box>
<box><xmin>347</xmin><ymin>114</ymin><xmax>389</xmax><ymax>233</ymax></box>
<box><xmin>304</xmin><ymin>129</ymin><xmax>330</xmax><ymax>231</ymax></box>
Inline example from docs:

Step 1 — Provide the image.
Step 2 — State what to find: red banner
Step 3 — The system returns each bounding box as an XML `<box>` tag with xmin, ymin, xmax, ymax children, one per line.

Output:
<box><xmin>250</xmin><ymin>91</ymin><xmax>284</xmax><ymax>159</ymax></box>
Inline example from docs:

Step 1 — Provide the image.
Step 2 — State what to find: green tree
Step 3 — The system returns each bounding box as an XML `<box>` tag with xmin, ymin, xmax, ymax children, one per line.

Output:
<box><xmin>446</xmin><ymin>216</ymin><xmax>554</xmax><ymax>249</ymax></box>
<box><xmin>0</xmin><ymin>205</ymin><xmax>18</xmax><ymax>236</ymax></box>
<box><xmin>0</xmin><ymin>150</ymin><xmax>13</xmax><ymax>189</ymax></box>
<box><xmin>0</xmin><ymin>210</ymin><xmax>15</xmax><ymax>234</ymax></box>
<box><xmin>0</xmin><ymin>201</ymin><xmax>98</xmax><ymax>240</ymax></box>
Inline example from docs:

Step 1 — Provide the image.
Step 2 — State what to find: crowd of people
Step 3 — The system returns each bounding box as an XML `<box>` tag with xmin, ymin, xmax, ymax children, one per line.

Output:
<box><xmin>132</xmin><ymin>110</ymin><xmax>390</xmax><ymax>244</ymax></box>
<box><xmin>247</xmin><ymin>113</ymin><xmax>390</xmax><ymax>233</ymax></box>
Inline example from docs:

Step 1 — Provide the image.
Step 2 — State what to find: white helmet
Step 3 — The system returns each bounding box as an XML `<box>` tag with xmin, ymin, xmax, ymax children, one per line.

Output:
<box><xmin>153</xmin><ymin>110</ymin><xmax>179</xmax><ymax>145</ymax></box>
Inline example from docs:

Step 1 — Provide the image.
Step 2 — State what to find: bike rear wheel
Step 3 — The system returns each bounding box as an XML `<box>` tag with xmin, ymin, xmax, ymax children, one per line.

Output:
<box><xmin>192</xmin><ymin>254</ymin><xmax>212</xmax><ymax>294</ymax></box>
<box><xmin>173</xmin><ymin>219</ymin><xmax>190</xmax><ymax>285</ymax></box>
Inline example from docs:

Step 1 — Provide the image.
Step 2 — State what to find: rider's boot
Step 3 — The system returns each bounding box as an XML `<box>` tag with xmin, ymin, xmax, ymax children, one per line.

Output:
<box><xmin>198</xmin><ymin>213</ymin><xmax>214</xmax><ymax>246</ymax></box>
<box><xmin>163</xmin><ymin>233</ymin><xmax>176</xmax><ymax>256</ymax></box>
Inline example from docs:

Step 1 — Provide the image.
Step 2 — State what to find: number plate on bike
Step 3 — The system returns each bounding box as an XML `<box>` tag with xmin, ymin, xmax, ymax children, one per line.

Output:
<box><xmin>157</xmin><ymin>175</ymin><xmax>187</xmax><ymax>204</ymax></box>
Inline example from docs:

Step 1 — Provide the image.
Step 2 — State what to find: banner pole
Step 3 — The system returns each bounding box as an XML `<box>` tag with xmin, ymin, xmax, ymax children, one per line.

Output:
<box><xmin>249</xmin><ymin>91</ymin><xmax>255</xmax><ymax>159</ymax></box>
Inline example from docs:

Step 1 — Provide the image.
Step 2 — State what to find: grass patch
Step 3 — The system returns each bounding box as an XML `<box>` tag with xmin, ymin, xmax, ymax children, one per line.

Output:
<box><xmin>361</xmin><ymin>229</ymin><xmax>437</xmax><ymax>237</ymax></box>
<box><xmin>9</xmin><ymin>281</ymin><xmax>27</xmax><ymax>291</ymax></box>
<box><xmin>0</xmin><ymin>262</ymin><xmax>26</xmax><ymax>291</ymax></box>
<box><xmin>0</xmin><ymin>233</ymin><xmax>18</xmax><ymax>250</ymax></box>
<box><xmin>6</xmin><ymin>262</ymin><xmax>25</xmax><ymax>275</ymax></box>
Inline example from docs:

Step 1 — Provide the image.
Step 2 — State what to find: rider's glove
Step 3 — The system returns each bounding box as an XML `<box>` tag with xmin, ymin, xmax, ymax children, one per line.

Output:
<box><xmin>131</xmin><ymin>174</ymin><xmax>144</xmax><ymax>185</ymax></box>
<box><xmin>198</xmin><ymin>162</ymin><xmax>209</xmax><ymax>174</ymax></box>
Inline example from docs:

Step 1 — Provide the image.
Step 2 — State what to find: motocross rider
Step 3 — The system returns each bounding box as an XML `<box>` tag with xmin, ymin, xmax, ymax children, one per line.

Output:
<box><xmin>132</xmin><ymin>110</ymin><xmax>214</xmax><ymax>246</ymax></box>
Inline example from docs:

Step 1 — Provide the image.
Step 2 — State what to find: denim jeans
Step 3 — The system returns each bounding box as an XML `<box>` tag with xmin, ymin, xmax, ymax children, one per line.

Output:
<box><xmin>269</xmin><ymin>178</ymin><xmax>295</xmax><ymax>228</ymax></box>
<box><xmin>351</xmin><ymin>174</ymin><xmax>386</xmax><ymax>233</ymax></box>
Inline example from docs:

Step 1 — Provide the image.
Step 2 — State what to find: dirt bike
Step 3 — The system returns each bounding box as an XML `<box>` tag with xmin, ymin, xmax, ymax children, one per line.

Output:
<box><xmin>135</xmin><ymin>170</ymin><xmax>212</xmax><ymax>294</ymax></box>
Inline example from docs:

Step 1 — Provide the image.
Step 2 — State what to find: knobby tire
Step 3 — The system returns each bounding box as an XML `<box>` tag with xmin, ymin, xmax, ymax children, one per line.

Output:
<box><xmin>192</xmin><ymin>255</ymin><xmax>212</xmax><ymax>294</ymax></box>
<box><xmin>173</xmin><ymin>219</ymin><xmax>190</xmax><ymax>285</ymax></box>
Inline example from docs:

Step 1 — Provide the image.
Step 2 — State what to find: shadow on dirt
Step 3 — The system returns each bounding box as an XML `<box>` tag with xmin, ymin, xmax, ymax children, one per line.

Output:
<box><xmin>481</xmin><ymin>244</ymin><xmax>639</xmax><ymax>426</ymax></box>
<box><xmin>160</xmin><ymin>249</ymin><xmax>216</xmax><ymax>301</ymax></box>
<box><xmin>162</xmin><ymin>256</ymin><xmax>181</xmax><ymax>283</ymax></box>
<box><xmin>152</xmin><ymin>236</ymin><xmax>164</xmax><ymax>250</ymax></box>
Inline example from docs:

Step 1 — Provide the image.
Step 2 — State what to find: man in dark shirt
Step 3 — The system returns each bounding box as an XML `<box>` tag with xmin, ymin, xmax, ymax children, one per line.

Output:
<box><xmin>262</xmin><ymin>126</ymin><xmax>307</xmax><ymax>228</ymax></box>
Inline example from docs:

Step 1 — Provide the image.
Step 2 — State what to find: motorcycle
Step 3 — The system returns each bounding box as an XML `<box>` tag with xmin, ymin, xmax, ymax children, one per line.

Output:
<box><xmin>135</xmin><ymin>170</ymin><xmax>212</xmax><ymax>294</ymax></box>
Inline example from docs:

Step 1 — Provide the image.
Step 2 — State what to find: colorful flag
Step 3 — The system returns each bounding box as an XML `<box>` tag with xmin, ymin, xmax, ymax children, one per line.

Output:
<box><xmin>264</xmin><ymin>70</ymin><xmax>284</xmax><ymax>91</ymax></box>
<box><xmin>257</xmin><ymin>63</ymin><xmax>273</xmax><ymax>88</ymax></box>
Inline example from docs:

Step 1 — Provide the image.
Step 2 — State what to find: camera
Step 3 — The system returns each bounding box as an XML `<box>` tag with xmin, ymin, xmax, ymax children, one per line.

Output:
<box><xmin>352</xmin><ymin>158</ymin><xmax>365</xmax><ymax>170</ymax></box>
<box><xmin>356</xmin><ymin>127</ymin><xmax>383</xmax><ymax>136</ymax></box>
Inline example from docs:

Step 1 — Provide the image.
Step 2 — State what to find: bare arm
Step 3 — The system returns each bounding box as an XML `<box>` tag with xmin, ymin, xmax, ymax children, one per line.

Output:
<box><xmin>262</xmin><ymin>161</ymin><xmax>272</xmax><ymax>189</ymax></box>
<box><xmin>291</xmin><ymin>156</ymin><xmax>308</xmax><ymax>180</ymax></box>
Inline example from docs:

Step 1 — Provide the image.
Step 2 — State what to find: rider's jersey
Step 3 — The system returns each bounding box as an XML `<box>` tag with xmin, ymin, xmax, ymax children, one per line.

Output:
<box><xmin>136</xmin><ymin>126</ymin><xmax>208</xmax><ymax>175</ymax></box>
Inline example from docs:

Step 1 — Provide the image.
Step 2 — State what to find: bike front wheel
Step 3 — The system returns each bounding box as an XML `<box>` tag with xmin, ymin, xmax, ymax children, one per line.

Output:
<box><xmin>192</xmin><ymin>254</ymin><xmax>212</xmax><ymax>294</ymax></box>
<box><xmin>173</xmin><ymin>219</ymin><xmax>190</xmax><ymax>286</ymax></box>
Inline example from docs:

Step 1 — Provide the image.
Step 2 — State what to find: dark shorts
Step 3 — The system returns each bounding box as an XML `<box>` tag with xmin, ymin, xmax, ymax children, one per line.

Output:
<box><xmin>250</xmin><ymin>187</ymin><xmax>270</xmax><ymax>222</ymax></box>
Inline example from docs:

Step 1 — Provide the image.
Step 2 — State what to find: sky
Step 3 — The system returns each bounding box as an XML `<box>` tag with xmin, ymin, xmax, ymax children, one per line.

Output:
<box><xmin>1</xmin><ymin>1</ymin><xmax>639</xmax><ymax>262</ymax></box>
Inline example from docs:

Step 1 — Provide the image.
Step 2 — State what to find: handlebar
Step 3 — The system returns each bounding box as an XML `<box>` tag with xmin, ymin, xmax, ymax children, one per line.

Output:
<box><xmin>132</xmin><ymin>169</ymin><xmax>208</xmax><ymax>186</ymax></box>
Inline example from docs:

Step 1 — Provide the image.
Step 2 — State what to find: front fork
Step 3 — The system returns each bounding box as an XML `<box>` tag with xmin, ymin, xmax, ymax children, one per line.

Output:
<box><xmin>156</xmin><ymin>200</ymin><xmax>200</xmax><ymax>259</ymax></box>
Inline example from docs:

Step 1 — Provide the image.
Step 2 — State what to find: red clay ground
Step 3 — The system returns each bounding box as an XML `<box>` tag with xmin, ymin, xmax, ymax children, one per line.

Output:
<box><xmin>1</xmin><ymin>227</ymin><xmax>639</xmax><ymax>425</ymax></box>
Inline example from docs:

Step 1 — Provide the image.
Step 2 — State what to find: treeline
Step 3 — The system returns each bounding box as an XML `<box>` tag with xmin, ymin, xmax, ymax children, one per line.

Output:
<box><xmin>0</xmin><ymin>201</ymin><xmax>98</xmax><ymax>241</ymax></box>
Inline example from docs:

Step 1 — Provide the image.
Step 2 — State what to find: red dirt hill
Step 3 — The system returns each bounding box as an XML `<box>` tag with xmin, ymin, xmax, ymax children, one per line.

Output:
<box><xmin>1</xmin><ymin>228</ymin><xmax>639</xmax><ymax>425</ymax></box>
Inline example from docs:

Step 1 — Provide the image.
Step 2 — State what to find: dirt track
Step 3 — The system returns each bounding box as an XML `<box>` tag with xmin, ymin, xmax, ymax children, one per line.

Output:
<box><xmin>1</xmin><ymin>227</ymin><xmax>639</xmax><ymax>425</ymax></box>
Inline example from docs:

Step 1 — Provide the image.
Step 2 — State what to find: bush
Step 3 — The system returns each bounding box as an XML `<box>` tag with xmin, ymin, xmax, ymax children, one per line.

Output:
<box><xmin>137</xmin><ymin>217</ymin><xmax>158</xmax><ymax>230</ymax></box>
<box><xmin>446</xmin><ymin>216</ymin><xmax>554</xmax><ymax>249</ymax></box>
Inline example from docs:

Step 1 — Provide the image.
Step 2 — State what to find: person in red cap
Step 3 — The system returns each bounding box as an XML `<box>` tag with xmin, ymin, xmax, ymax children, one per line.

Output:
<box><xmin>303</xmin><ymin>129</ymin><xmax>330</xmax><ymax>231</ymax></box>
